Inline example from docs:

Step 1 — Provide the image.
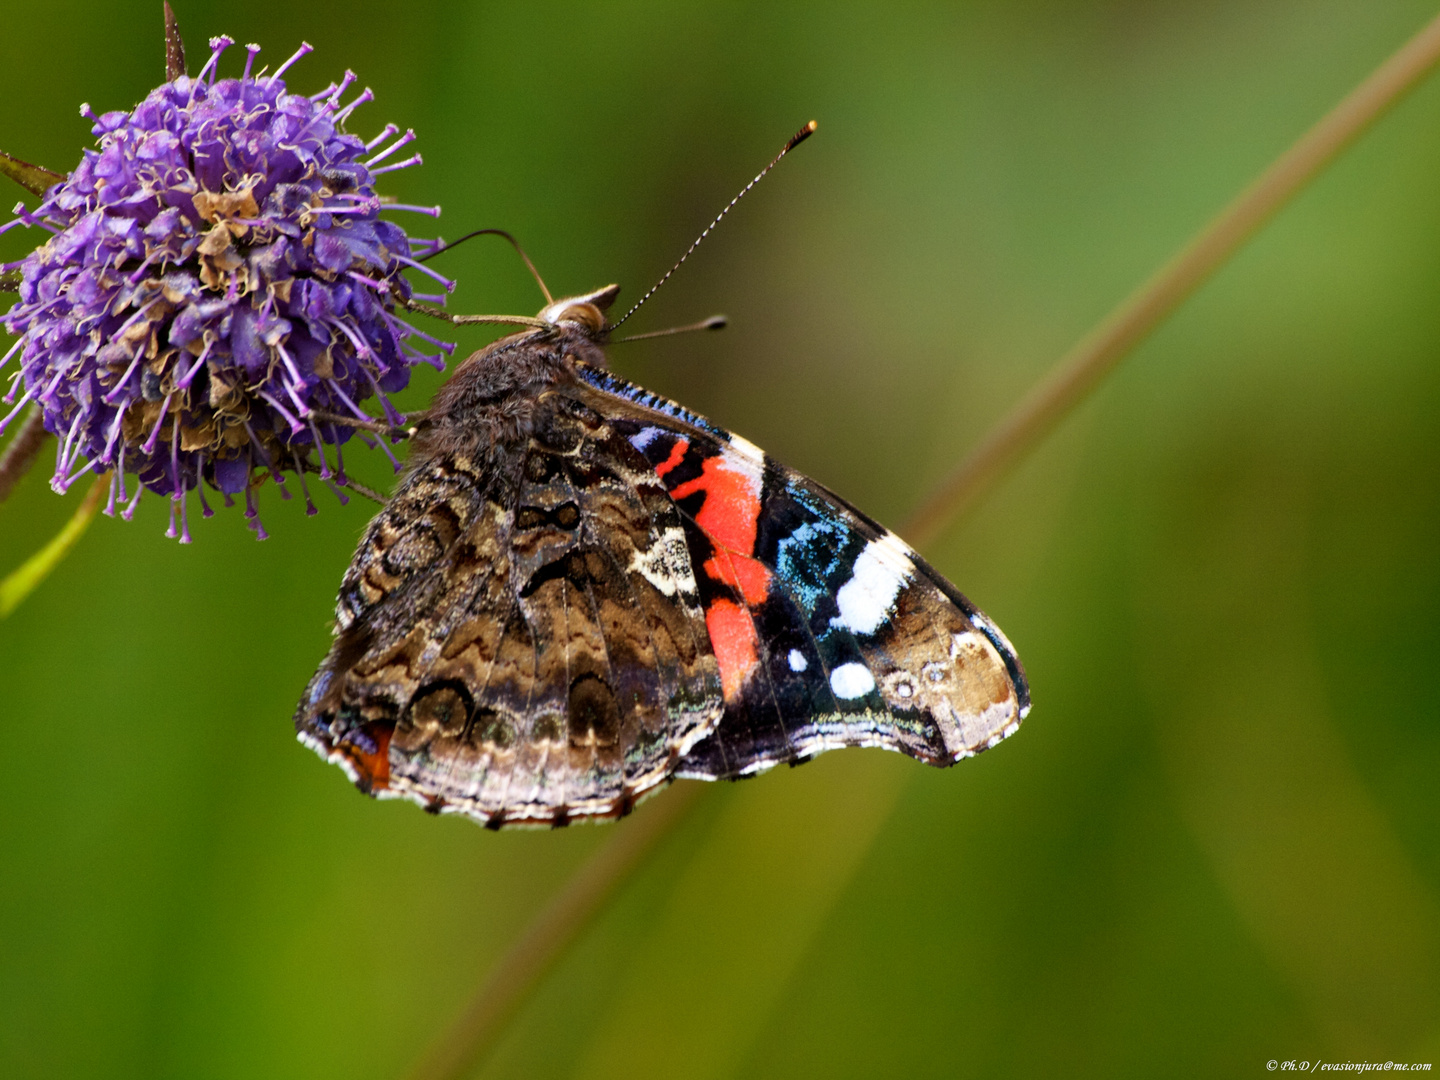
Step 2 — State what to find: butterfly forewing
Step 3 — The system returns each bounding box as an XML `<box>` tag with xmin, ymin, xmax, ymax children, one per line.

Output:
<box><xmin>567</xmin><ymin>367</ymin><xmax>1031</xmax><ymax>780</ymax></box>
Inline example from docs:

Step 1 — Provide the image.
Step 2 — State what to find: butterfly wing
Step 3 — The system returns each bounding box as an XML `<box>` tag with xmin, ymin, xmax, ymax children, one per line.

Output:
<box><xmin>294</xmin><ymin>392</ymin><xmax>724</xmax><ymax>826</ymax></box>
<box><xmin>568</xmin><ymin>365</ymin><xmax>1031</xmax><ymax>781</ymax></box>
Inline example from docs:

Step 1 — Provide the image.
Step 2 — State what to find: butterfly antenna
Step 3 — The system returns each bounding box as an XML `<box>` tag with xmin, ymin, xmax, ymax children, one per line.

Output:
<box><xmin>416</xmin><ymin>227</ymin><xmax>553</xmax><ymax>304</ymax></box>
<box><xmin>608</xmin><ymin>120</ymin><xmax>817</xmax><ymax>332</ymax></box>
<box><xmin>614</xmin><ymin>315</ymin><xmax>728</xmax><ymax>343</ymax></box>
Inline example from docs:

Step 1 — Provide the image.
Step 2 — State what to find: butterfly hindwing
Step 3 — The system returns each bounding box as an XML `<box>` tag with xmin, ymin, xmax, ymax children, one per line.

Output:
<box><xmin>294</xmin><ymin>392</ymin><xmax>724</xmax><ymax>826</ymax></box>
<box><xmin>568</xmin><ymin>366</ymin><xmax>1031</xmax><ymax>780</ymax></box>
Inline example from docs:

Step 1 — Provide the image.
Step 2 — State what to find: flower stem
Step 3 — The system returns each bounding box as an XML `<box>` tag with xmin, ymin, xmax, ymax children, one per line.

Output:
<box><xmin>0</xmin><ymin>472</ymin><xmax>108</xmax><ymax>618</ymax></box>
<box><xmin>403</xmin><ymin>782</ymin><xmax>704</xmax><ymax>1080</ymax></box>
<box><xmin>900</xmin><ymin>8</ymin><xmax>1440</xmax><ymax>550</ymax></box>
<box><xmin>400</xmin><ymin>11</ymin><xmax>1440</xmax><ymax>1078</ymax></box>
<box><xmin>0</xmin><ymin>405</ymin><xmax>50</xmax><ymax>503</ymax></box>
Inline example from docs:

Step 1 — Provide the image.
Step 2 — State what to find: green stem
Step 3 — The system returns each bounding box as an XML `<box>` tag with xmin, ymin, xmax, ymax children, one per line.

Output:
<box><xmin>0</xmin><ymin>473</ymin><xmax>108</xmax><ymax>618</ymax></box>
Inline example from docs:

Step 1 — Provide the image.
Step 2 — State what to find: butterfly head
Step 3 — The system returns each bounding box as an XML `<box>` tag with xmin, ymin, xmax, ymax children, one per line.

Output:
<box><xmin>537</xmin><ymin>284</ymin><xmax>620</xmax><ymax>340</ymax></box>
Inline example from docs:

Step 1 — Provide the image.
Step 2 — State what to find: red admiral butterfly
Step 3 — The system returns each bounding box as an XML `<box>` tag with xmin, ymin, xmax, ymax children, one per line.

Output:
<box><xmin>294</xmin><ymin>128</ymin><xmax>1030</xmax><ymax>828</ymax></box>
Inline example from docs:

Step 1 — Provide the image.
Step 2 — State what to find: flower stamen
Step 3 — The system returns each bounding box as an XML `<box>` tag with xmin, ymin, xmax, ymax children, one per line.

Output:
<box><xmin>369</xmin><ymin>153</ymin><xmax>422</xmax><ymax>176</ymax></box>
<box><xmin>364</xmin><ymin>130</ymin><xmax>416</xmax><ymax>168</ymax></box>
<box><xmin>334</xmin><ymin>88</ymin><xmax>375</xmax><ymax>123</ymax></box>
<box><xmin>323</xmin><ymin>377</ymin><xmax>373</xmax><ymax>425</ymax></box>
<box><xmin>258</xmin><ymin>390</ymin><xmax>305</xmax><ymax>434</ymax></box>
<box><xmin>141</xmin><ymin>394</ymin><xmax>173</xmax><ymax>454</ymax></box>
<box><xmin>291</xmin><ymin>448</ymin><xmax>318</xmax><ymax>516</ymax></box>
<box><xmin>267</xmin><ymin>41</ymin><xmax>313</xmax><ymax>87</ymax></box>
<box><xmin>120</xmin><ymin>478</ymin><xmax>143</xmax><ymax>521</ymax></box>
<box><xmin>195</xmin><ymin>36</ymin><xmax>235</xmax><ymax>87</ymax></box>
<box><xmin>380</xmin><ymin>203</ymin><xmax>443</xmax><ymax>218</ymax></box>
<box><xmin>393</xmin><ymin>254</ymin><xmax>454</xmax><ymax>291</ymax></box>
<box><xmin>365</xmin><ymin>123</ymin><xmax>399</xmax><ymax>151</ymax></box>
<box><xmin>390</xmin><ymin>315</ymin><xmax>457</xmax><ymax>354</ymax></box>
<box><xmin>315</xmin><ymin>70</ymin><xmax>357</xmax><ymax>107</ymax></box>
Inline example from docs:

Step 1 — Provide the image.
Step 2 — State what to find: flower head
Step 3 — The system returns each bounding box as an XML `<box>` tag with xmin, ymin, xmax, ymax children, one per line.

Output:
<box><xmin>0</xmin><ymin>36</ymin><xmax>454</xmax><ymax>540</ymax></box>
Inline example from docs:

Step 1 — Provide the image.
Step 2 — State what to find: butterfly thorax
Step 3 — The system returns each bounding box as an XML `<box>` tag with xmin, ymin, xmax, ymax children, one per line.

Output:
<box><xmin>412</xmin><ymin>285</ymin><xmax>620</xmax><ymax>461</ymax></box>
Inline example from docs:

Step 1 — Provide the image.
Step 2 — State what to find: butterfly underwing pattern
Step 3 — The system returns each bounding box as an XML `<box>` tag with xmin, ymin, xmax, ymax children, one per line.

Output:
<box><xmin>294</xmin><ymin>285</ymin><xmax>1030</xmax><ymax>828</ymax></box>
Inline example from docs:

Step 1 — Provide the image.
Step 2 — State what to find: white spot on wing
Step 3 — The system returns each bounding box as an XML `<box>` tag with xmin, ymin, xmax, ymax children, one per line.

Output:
<box><xmin>725</xmin><ymin>432</ymin><xmax>766</xmax><ymax>467</ymax></box>
<box><xmin>628</xmin><ymin>525</ymin><xmax>698</xmax><ymax>598</ymax></box>
<box><xmin>788</xmin><ymin>648</ymin><xmax>808</xmax><ymax>672</ymax></box>
<box><xmin>872</xmin><ymin>528</ymin><xmax>918</xmax><ymax>563</ymax></box>
<box><xmin>829</xmin><ymin>662</ymin><xmax>876</xmax><ymax>700</ymax></box>
<box><xmin>715</xmin><ymin>440</ymin><xmax>764</xmax><ymax>496</ymax></box>
<box><xmin>830</xmin><ymin>537</ymin><xmax>913</xmax><ymax>636</ymax></box>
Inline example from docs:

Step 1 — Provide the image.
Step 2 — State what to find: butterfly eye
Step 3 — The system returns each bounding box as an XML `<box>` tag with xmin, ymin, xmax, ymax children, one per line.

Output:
<box><xmin>555</xmin><ymin>302</ymin><xmax>605</xmax><ymax>333</ymax></box>
<box><xmin>560</xmin><ymin>400</ymin><xmax>604</xmax><ymax>429</ymax></box>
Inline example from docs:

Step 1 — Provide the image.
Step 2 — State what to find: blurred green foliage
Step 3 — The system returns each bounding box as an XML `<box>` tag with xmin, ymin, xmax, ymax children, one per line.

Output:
<box><xmin>2</xmin><ymin>1</ymin><xmax>1438</xmax><ymax>1077</ymax></box>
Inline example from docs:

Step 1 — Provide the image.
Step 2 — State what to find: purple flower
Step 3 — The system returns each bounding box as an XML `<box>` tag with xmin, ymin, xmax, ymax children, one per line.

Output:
<box><xmin>0</xmin><ymin>37</ymin><xmax>455</xmax><ymax>541</ymax></box>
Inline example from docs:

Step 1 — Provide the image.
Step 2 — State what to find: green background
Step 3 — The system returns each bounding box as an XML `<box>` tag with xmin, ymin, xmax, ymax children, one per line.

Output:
<box><xmin>3</xmin><ymin>1</ymin><xmax>1438</xmax><ymax>1076</ymax></box>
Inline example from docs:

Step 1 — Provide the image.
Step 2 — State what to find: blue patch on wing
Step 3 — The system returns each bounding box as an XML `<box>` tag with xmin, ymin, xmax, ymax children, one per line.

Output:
<box><xmin>773</xmin><ymin>519</ymin><xmax>849</xmax><ymax>615</ymax></box>
<box><xmin>627</xmin><ymin>424</ymin><xmax>663</xmax><ymax>452</ymax></box>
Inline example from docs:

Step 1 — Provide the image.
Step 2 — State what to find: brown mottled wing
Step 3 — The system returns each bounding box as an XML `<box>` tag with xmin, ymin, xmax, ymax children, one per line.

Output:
<box><xmin>294</xmin><ymin>394</ymin><xmax>724</xmax><ymax>827</ymax></box>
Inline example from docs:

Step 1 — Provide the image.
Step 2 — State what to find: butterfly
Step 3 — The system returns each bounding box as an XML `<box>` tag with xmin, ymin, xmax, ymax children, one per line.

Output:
<box><xmin>292</xmin><ymin>281</ymin><xmax>1031</xmax><ymax>828</ymax></box>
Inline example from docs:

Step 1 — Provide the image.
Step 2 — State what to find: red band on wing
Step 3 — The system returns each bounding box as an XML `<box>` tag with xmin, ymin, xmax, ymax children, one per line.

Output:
<box><xmin>653</xmin><ymin>436</ymin><xmax>690</xmax><ymax>478</ymax></box>
<box><xmin>671</xmin><ymin>451</ymin><xmax>767</xmax><ymax>563</ymax></box>
<box><xmin>657</xmin><ymin>442</ymin><xmax>773</xmax><ymax>701</ymax></box>
<box><xmin>705</xmin><ymin>597</ymin><xmax>760</xmax><ymax>702</ymax></box>
<box><xmin>704</xmin><ymin>550</ymin><xmax>771</xmax><ymax>606</ymax></box>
